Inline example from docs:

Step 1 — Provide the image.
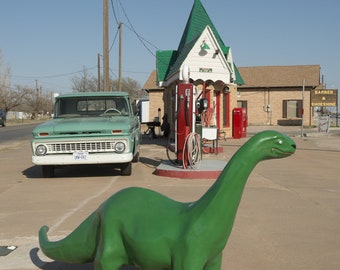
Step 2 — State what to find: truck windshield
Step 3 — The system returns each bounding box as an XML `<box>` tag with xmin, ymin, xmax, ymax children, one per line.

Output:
<box><xmin>54</xmin><ymin>97</ymin><xmax>130</xmax><ymax>118</ymax></box>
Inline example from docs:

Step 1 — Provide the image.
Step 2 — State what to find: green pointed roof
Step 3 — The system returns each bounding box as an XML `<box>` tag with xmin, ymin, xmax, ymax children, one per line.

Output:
<box><xmin>157</xmin><ymin>0</ymin><xmax>244</xmax><ymax>85</ymax></box>
<box><xmin>156</xmin><ymin>50</ymin><xmax>178</xmax><ymax>82</ymax></box>
<box><xmin>233</xmin><ymin>63</ymin><xmax>245</xmax><ymax>85</ymax></box>
<box><xmin>178</xmin><ymin>0</ymin><xmax>225</xmax><ymax>51</ymax></box>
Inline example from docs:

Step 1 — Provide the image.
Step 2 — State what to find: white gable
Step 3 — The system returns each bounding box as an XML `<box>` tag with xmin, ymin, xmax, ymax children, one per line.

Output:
<box><xmin>179</xmin><ymin>26</ymin><xmax>235</xmax><ymax>84</ymax></box>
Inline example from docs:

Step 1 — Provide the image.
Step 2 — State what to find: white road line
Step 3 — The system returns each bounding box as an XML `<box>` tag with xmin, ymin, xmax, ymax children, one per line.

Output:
<box><xmin>48</xmin><ymin>147</ymin><xmax>164</xmax><ymax>232</ymax></box>
<box><xmin>49</xmin><ymin>177</ymin><xmax>118</xmax><ymax>233</ymax></box>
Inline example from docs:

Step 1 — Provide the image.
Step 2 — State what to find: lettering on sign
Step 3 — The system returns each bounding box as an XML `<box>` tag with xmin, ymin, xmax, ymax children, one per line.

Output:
<box><xmin>199</xmin><ymin>68</ymin><xmax>213</xmax><ymax>73</ymax></box>
<box><xmin>311</xmin><ymin>89</ymin><xmax>338</xmax><ymax>107</ymax></box>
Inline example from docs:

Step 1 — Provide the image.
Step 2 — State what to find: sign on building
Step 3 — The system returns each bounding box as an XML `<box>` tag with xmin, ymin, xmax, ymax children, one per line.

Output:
<box><xmin>311</xmin><ymin>89</ymin><xmax>338</xmax><ymax>107</ymax></box>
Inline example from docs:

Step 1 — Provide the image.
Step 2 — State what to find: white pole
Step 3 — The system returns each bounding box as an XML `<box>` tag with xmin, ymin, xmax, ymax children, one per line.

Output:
<box><xmin>301</xmin><ymin>79</ymin><xmax>305</xmax><ymax>137</ymax></box>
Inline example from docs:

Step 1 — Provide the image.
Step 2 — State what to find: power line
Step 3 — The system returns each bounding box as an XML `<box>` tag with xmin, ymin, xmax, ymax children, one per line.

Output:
<box><xmin>117</xmin><ymin>0</ymin><xmax>159</xmax><ymax>57</ymax></box>
<box><xmin>110</xmin><ymin>0</ymin><xmax>120</xmax><ymax>26</ymax></box>
<box><xmin>109</xmin><ymin>67</ymin><xmax>118</xmax><ymax>80</ymax></box>
<box><xmin>109</xmin><ymin>27</ymin><xmax>119</xmax><ymax>53</ymax></box>
<box><xmin>8</xmin><ymin>2</ymin><xmax>161</xmax><ymax>88</ymax></box>
<box><xmin>11</xmin><ymin>66</ymin><xmax>97</xmax><ymax>80</ymax></box>
<box><xmin>114</xmin><ymin>0</ymin><xmax>173</xmax><ymax>69</ymax></box>
<box><xmin>123</xmin><ymin>23</ymin><xmax>159</xmax><ymax>51</ymax></box>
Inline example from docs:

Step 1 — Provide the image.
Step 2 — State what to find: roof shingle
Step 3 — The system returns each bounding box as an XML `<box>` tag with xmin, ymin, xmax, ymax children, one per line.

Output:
<box><xmin>238</xmin><ymin>65</ymin><xmax>321</xmax><ymax>88</ymax></box>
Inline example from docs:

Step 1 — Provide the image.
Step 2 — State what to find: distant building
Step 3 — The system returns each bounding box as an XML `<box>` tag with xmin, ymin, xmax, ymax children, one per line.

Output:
<box><xmin>237</xmin><ymin>65</ymin><xmax>322</xmax><ymax>126</ymax></box>
<box><xmin>142</xmin><ymin>70</ymin><xmax>164</xmax><ymax>123</ymax></box>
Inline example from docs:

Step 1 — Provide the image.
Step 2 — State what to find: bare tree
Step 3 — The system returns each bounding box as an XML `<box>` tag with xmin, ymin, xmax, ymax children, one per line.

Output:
<box><xmin>0</xmin><ymin>49</ymin><xmax>11</xmax><ymax>111</ymax></box>
<box><xmin>70</xmin><ymin>67</ymin><xmax>147</xmax><ymax>100</ymax></box>
<box><xmin>111</xmin><ymin>77</ymin><xmax>145</xmax><ymax>100</ymax></box>
<box><xmin>1</xmin><ymin>86</ymin><xmax>29</xmax><ymax>113</ymax></box>
<box><xmin>0</xmin><ymin>51</ymin><xmax>29</xmax><ymax>112</ymax></box>
<box><xmin>23</xmin><ymin>87</ymin><xmax>54</xmax><ymax>119</ymax></box>
<box><xmin>71</xmin><ymin>67</ymin><xmax>97</xmax><ymax>92</ymax></box>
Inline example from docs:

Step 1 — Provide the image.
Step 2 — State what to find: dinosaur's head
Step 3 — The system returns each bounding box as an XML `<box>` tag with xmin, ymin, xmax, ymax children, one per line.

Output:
<box><xmin>248</xmin><ymin>130</ymin><xmax>296</xmax><ymax>160</ymax></box>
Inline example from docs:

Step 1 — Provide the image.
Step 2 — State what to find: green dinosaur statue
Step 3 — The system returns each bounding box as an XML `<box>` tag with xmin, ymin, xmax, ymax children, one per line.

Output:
<box><xmin>39</xmin><ymin>130</ymin><xmax>296</xmax><ymax>270</ymax></box>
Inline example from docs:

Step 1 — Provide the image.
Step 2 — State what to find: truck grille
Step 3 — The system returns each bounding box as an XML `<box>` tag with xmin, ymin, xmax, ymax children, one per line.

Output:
<box><xmin>45</xmin><ymin>140</ymin><xmax>125</xmax><ymax>154</ymax></box>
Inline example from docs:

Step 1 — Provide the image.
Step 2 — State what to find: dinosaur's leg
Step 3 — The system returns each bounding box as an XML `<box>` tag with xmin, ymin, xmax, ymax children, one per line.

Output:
<box><xmin>172</xmin><ymin>250</ymin><xmax>206</xmax><ymax>270</ymax></box>
<box><xmin>204</xmin><ymin>253</ymin><xmax>222</xmax><ymax>270</ymax></box>
<box><xmin>93</xmin><ymin>225</ymin><xmax>129</xmax><ymax>270</ymax></box>
<box><xmin>173</xmin><ymin>247</ymin><xmax>223</xmax><ymax>270</ymax></box>
<box><xmin>173</xmin><ymin>254</ymin><xmax>221</xmax><ymax>270</ymax></box>
<box><xmin>173</xmin><ymin>259</ymin><xmax>205</xmax><ymax>270</ymax></box>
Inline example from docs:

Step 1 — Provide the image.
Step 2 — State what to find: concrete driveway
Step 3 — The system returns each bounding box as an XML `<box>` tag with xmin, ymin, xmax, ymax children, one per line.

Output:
<box><xmin>0</xmin><ymin>125</ymin><xmax>339</xmax><ymax>269</ymax></box>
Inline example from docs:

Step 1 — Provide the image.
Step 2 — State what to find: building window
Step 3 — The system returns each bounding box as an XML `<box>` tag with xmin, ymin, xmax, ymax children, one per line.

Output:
<box><xmin>237</xmin><ymin>100</ymin><xmax>248</xmax><ymax>110</ymax></box>
<box><xmin>282</xmin><ymin>100</ymin><xmax>302</xmax><ymax>118</ymax></box>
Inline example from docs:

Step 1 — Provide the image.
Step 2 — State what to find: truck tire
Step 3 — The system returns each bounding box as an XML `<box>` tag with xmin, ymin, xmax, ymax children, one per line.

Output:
<box><xmin>132</xmin><ymin>151</ymin><xmax>139</xmax><ymax>163</ymax></box>
<box><xmin>42</xmin><ymin>165</ymin><xmax>55</xmax><ymax>178</ymax></box>
<box><xmin>120</xmin><ymin>162</ymin><xmax>132</xmax><ymax>176</ymax></box>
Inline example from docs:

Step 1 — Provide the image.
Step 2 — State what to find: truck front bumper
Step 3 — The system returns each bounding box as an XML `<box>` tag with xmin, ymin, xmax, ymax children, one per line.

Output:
<box><xmin>32</xmin><ymin>152</ymin><xmax>133</xmax><ymax>165</ymax></box>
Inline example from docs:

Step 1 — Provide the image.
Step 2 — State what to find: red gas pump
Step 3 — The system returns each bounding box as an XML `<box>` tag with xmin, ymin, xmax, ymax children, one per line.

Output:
<box><xmin>176</xmin><ymin>83</ymin><xmax>195</xmax><ymax>164</ymax></box>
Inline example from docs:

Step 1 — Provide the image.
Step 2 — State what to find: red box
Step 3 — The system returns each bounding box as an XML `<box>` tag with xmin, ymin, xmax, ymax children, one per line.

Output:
<box><xmin>232</xmin><ymin>108</ymin><xmax>247</xmax><ymax>139</ymax></box>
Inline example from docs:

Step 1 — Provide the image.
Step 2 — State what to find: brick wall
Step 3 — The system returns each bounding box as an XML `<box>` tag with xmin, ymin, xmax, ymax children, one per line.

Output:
<box><xmin>148</xmin><ymin>90</ymin><xmax>164</xmax><ymax>122</ymax></box>
<box><xmin>238</xmin><ymin>88</ymin><xmax>312</xmax><ymax>126</ymax></box>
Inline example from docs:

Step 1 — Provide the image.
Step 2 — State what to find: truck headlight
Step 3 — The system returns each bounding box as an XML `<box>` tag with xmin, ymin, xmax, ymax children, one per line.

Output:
<box><xmin>35</xmin><ymin>145</ymin><xmax>47</xmax><ymax>156</ymax></box>
<box><xmin>114</xmin><ymin>142</ymin><xmax>126</xmax><ymax>153</ymax></box>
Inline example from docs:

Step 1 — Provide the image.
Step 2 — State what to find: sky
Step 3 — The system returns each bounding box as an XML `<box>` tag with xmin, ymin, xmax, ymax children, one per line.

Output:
<box><xmin>1</xmin><ymin>0</ymin><xmax>339</xmax><ymax>100</ymax></box>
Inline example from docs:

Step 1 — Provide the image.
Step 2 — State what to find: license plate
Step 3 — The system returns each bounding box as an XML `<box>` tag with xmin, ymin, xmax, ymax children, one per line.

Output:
<box><xmin>73</xmin><ymin>151</ymin><xmax>89</xmax><ymax>160</ymax></box>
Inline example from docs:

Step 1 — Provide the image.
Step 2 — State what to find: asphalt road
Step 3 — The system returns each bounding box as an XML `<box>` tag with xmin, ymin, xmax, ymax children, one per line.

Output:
<box><xmin>0</xmin><ymin>123</ymin><xmax>38</xmax><ymax>141</ymax></box>
<box><xmin>0</xmin><ymin>125</ymin><xmax>340</xmax><ymax>269</ymax></box>
<box><xmin>0</xmin><ymin>124</ymin><xmax>38</xmax><ymax>151</ymax></box>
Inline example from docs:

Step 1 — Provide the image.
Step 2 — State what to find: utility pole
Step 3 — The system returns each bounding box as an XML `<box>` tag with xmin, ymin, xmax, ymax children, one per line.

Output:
<box><xmin>118</xmin><ymin>22</ymin><xmax>122</xmax><ymax>91</ymax></box>
<box><xmin>35</xmin><ymin>80</ymin><xmax>39</xmax><ymax>98</ymax></box>
<box><xmin>103</xmin><ymin>0</ymin><xmax>110</xmax><ymax>91</ymax></box>
<box><xmin>97</xmin><ymin>53</ymin><xmax>101</xmax><ymax>92</ymax></box>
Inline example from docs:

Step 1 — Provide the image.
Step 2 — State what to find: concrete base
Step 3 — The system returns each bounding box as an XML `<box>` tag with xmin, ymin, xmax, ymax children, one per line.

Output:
<box><xmin>155</xmin><ymin>159</ymin><xmax>227</xmax><ymax>179</ymax></box>
<box><xmin>202</xmin><ymin>146</ymin><xmax>223</xmax><ymax>154</ymax></box>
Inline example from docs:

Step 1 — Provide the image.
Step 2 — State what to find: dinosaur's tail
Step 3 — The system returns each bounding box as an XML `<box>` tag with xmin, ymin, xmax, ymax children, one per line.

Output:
<box><xmin>39</xmin><ymin>211</ymin><xmax>100</xmax><ymax>263</ymax></box>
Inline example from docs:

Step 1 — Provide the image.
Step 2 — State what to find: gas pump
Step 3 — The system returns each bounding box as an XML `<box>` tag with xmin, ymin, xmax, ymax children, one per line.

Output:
<box><xmin>168</xmin><ymin>65</ymin><xmax>202</xmax><ymax>169</ymax></box>
<box><xmin>176</xmin><ymin>83</ymin><xmax>194</xmax><ymax>162</ymax></box>
<box><xmin>175</xmin><ymin>82</ymin><xmax>203</xmax><ymax>169</ymax></box>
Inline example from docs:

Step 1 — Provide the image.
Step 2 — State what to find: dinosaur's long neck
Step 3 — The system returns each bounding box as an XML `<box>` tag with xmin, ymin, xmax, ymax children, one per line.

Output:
<box><xmin>190</xmin><ymin>139</ymin><xmax>263</xmax><ymax>242</ymax></box>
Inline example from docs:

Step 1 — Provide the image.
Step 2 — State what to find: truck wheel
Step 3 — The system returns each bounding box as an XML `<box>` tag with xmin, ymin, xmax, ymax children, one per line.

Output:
<box><xmin>132</xmin><ymin>151</ymin><xmax>139</xmax><ymax>162</ymax></box>
<box><xmin>42</xmin><ymin>165</ymin><xmax>55</xmax><ymax>178</ymax></box>
<box><xmin>120</xmin><ymin>162</ymin><xmax>132</xmax><ymax>176</ymax></box>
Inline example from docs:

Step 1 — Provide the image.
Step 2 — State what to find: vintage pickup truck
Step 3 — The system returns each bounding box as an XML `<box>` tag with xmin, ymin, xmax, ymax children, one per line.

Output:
<box><xmin>31</xmin><ymin>92</ymin><xmax>141</xmax><ymax>177</ymax></box>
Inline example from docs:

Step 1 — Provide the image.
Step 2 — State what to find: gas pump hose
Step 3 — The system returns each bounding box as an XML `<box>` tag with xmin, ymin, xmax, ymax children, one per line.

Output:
<box><xmin>183</xmin><ymin>132</ymin><xmax>202</xmax><ymax>169</ymax></box>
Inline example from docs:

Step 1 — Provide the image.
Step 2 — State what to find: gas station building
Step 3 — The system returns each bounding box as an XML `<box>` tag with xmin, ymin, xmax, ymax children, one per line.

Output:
<box><xmin>142</xmin><ymin>0</ymin><xmax>326</xmax><ymax>138</ymax></box>
<box><xmin>155</xmin><ymin>0</ymin><xmax>244</xmax><ymax>139</ymax></box>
